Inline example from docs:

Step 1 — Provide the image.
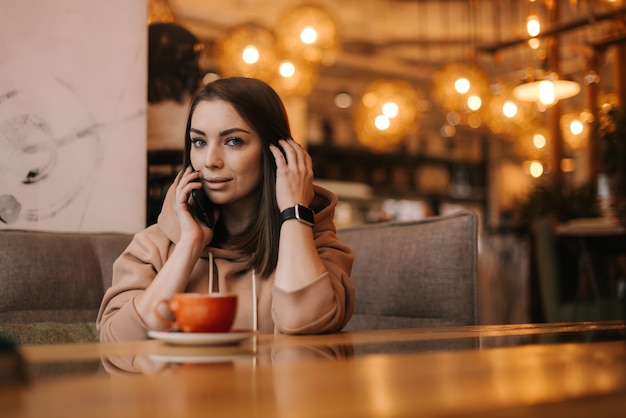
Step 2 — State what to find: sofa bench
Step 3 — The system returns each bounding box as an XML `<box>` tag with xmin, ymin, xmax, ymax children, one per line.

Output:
<box><xmin>0</xmin><ymin>211</ymin><xmax>478</xmax><ymax>345</ymax></box>
<box><xmin>338</xmin><ymin>210</ymin><xmax>478</xmax><ymax>331</ymax></box>
<box><xmin>0</xmin><ymin>230</ymin><xmax>132</xmax><ymax>345</ymax></box>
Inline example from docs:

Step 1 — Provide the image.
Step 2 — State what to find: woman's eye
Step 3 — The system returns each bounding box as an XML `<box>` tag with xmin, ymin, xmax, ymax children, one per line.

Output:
<box><xmin>191</xmin><ymin>138</ymin><xmax>206</xmax><ymax>147</ymax></box>
<box><xmin>225</xmin><ymin>137</ymin><xmax>243</xmax><ymax>147</ymax></box>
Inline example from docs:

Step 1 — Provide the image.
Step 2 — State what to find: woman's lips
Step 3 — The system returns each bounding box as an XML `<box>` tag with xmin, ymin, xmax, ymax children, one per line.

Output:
<box><xmin>204</xmin><ymin>177</ymin><xmax>231</xmax><ymax>190</ymax></box>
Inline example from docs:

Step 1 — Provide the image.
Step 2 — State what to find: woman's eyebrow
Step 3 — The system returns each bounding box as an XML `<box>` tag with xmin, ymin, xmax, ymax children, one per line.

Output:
<box><xmin>190</xmin><ymin>127</ymin><xmax>251</xmax><ymax>136</ymax></box>
<box><xmin>221</xmin><ymin>127</ymin><xmax>251</xmax><ymax>136</ymax></box>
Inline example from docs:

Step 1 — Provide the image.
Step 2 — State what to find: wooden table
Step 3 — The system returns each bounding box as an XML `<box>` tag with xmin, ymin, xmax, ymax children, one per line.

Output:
<box><xmin>2</xmin><ymin>321</ymin><xmax>626</xmax><ymax>418</ymax></box>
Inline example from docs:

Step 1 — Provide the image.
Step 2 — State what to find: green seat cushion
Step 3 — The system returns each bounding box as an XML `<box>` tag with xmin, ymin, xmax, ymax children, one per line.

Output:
<box><xmin>0</xmin><ymin>322</ymin><xmax>98</xmax><ymax>345</ymax></box>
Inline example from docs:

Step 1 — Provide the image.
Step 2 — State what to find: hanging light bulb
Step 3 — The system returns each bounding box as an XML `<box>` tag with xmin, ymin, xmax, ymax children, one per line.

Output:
<box><xmin>514</xmin><ymin>129</ymin><xmax>550</xmax><ymax>161</ymax></box>
<box><xmin>454</xmin><ymin>78</ymin><xmax>471</xmax><ymax>94</ymax></box>
<box><xmin>529</xmin><ymin>161</ymin><xmax>544</xmax><ymax>178</ymax></box>
<box><xmin>270</xmin><ymin>54</ymin><xmax>318</xmax><ymax>97</ymax></box>
<box><xmin>242</xmin><ymin>45</ymin><xmax>260</xmax><ymax>64</ymax></box>
<box><xmin>382</xmin><ymin>102</ymin><xmax>399</xmax><ymax>118</ymax></box>
<box><xmin>513</xmin><ymin>70</ymin><xmax>580</xmax><ymax>106</ymax></box>
<box><xmin>485</xmin><ymin>82</ymin><xmax>538</xmax><ymax>141</ymax></box>
<box><xmin>374</xmin><ymin>115</ymin><xmax>391</xmax><ymax>130</ymax></box>
<box><xmin>502</xmin><ymin>100</ymin><xmax>519</xmax><ymax>118</ymax></box>
<box><xmin>467</xmin><ymin>95</ymin><xmax>482</xmax><ymax>111</ymax></box>
<box><xmin>538</xmin><ymin>79</ymin><xmax>556</xmax><ymax>105</ymax></box>
<box><xmin>355</xmin><ymin>79</ymin><xmax>421</xmax><ymax>152</ymax></box>
<box><xmin>300</xmin><ymin>26</ymin><xmax>318</xmax><ymax>44</ymax></box>
<box><xmin>533</xmin><ymin>132</ymin><xmax>546</xmax><ymax>149</ymax></box>
<box><xmin>334</xmin><ymin>92</ymin><xmax>352</xmax><ymax>109</ymax></box>
<box><xmin>214</xmin><ymin>24</ymin><xmax>278</xmax><ymax>82</ymax></box>
<box><xmin>570</xmin><ymin>119</ymin><xmax>584</xmax><ymax>135</ymax></box>
<box><xmin>528</xmin><ymin>38</ymin><xmax>540</xmax><ymax>49</ymax></box>
<box><xmin>560</xmin><ymin>112</ymin><xmax>590</xmax><ymax>150</ymax></box>
<box><xmin>275</xmin><ymin>5</ymin><xmax>341</xmax><ymax>66</ymax></box>
<box><xmin>432</xmin><ymin>61</ymin><xmax>489</xmax><ymax>123</ymax></box>
<box><xmin>526</xmin><ymin>15</ymin><xmax>541</xmax><ymax>37</ymax></box>
<box><xmin>279</xmin><ymin>60</ymin><xmax>296</xmax><ymax>77</ymax></box>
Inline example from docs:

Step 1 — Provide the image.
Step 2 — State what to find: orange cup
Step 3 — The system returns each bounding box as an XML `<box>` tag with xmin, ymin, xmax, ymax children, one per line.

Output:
<box><xmin>153</xmin><ymin>293</ymin><xmax>237</xmax><ymax>333</ymax></box>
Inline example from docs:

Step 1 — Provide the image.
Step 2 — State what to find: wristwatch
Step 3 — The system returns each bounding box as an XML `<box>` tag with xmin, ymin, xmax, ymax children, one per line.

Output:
<box><xmin>280</xmin><ymin>204</ymin><xmax>314</xmax><ymax>227</ymax></box>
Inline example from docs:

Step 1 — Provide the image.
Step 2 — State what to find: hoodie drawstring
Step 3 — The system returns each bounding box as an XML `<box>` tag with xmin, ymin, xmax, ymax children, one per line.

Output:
<box><xmin>208</xmin><ymin>251</ymin><xmax>258</xmax><ymax>332</ymax></box>
<box><xmin>252</xmin><ymin>269</ymin><xmax>257</xmax><ymax>332</ymax></box>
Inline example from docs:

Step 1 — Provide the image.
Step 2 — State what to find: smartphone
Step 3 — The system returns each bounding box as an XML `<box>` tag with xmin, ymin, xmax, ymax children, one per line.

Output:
<box><xmin>189</xmin><ymin>167</ymin><xmax>215</xmax><ymax>228</ymax></box>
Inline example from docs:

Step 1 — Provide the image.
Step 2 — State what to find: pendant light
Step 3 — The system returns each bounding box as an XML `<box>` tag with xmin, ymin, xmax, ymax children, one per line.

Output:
<box><xmin>513</xmin><ymin>69</ymin><xmax>581</xmax><ymax>106</ymax></box>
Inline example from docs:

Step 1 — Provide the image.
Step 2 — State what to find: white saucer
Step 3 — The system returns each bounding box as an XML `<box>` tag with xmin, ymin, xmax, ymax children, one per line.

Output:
<box><xmin>147</xmin><ymin>330</ymin><xmax>255</xmax><ymax>346</ymax></box>
<box><xmin>148</xmin><ymin>353</ymin><xmax>251</xmax><ymax>364</ymax></box>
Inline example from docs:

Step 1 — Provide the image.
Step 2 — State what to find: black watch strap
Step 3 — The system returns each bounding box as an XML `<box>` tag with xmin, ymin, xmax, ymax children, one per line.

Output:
<box><xmin>280</xmin><ymin>204</ymin><xmax>314</xmax><ymax>227</ymax></box>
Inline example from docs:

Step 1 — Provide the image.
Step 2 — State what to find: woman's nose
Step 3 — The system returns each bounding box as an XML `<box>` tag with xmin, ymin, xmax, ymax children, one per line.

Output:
<box><xmin>203</xmin><ymin>143</ymin><xmax>223</xmax><ymax>168</ymax></box>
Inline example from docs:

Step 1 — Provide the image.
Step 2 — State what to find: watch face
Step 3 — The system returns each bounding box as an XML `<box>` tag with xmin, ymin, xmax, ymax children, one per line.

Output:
<box><xmin>281</xmin><ymin>205</ymin><xmax>314</xmax><ymax>227</ymax></box>
<box><xmin>295</xmin><ymin>204</ymin><xmax>314</xmax><ymax>226</ymax></box>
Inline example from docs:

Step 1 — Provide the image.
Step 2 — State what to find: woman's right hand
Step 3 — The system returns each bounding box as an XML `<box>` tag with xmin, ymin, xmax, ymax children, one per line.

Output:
<box><xmin>174</xmin><ymin>166</ymin><xmax>215</xmax><ymax>251</ymax></box>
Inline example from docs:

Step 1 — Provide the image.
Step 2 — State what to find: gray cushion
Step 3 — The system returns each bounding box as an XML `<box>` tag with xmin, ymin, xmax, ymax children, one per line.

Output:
<box><xmin>338</xmin><ymin>211</ymin><xmax>478</xmax><ymax>330</ymax></box>
<box><xmin>0</xmin><ymin>230</ymin><xmax>132</xmax><ymax>324</ymax></box>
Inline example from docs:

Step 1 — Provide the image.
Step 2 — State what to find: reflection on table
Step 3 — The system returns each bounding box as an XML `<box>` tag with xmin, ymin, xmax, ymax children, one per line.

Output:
<box><xmin>2</xmin><ymin>321</ymin><xmax>626</xmax><ymax>418</ymax></box>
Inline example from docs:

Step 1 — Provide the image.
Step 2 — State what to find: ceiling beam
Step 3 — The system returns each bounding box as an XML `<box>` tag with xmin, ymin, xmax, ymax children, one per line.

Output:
<box><xmin>477</xmin><ymin>5</ymin><xmax>626</xmax><ymax>54</ymax></box>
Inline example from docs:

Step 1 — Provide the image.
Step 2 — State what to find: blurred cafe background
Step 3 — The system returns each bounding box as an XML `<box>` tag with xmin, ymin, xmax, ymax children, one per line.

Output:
<box><xmin>2</xmin><ymin>0</ymin><xmax>625</xmax><ymax>326</ymax></box>
<box><xmin>146</xmin><ymin>0</ymin><xmax>626</xmax><ymax>326</ymax></box>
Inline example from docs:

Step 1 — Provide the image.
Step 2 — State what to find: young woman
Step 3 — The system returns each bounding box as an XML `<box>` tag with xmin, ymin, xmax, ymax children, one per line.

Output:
<box><xmin>97</xmin><ymin>77</ymin><xmax>355</xmax><ymax>341</ymax></box>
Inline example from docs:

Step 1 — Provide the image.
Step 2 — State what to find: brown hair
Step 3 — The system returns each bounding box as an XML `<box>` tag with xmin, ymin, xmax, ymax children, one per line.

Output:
<box><xmin>183</xmin><ymin>77</ymin><xmax>291</xmax><ymax>277</ymax></box>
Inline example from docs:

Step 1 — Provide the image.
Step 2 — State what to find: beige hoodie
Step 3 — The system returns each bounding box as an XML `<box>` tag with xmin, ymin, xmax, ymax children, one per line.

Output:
<box><xmin>96</xmin><ymin>178</ymin><xmax>355</xmax><ymax>342</ymax></box>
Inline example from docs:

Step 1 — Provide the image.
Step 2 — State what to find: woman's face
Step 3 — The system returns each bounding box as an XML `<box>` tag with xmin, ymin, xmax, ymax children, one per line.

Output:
<box><xmin>189</xmin><ymin>100</ymin><xmax>263</xmax><ymax>211</ymax></box>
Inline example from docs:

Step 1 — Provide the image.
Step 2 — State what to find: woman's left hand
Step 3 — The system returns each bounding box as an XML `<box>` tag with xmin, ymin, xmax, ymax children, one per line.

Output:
<box><xmin>270</xmin><ymin>139</ymin><xmax>315</xmax><ymax>211</ymax></box>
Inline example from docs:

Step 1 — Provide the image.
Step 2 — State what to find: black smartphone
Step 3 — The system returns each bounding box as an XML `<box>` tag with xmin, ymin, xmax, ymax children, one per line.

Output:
<box><xmin>189</xmin><ymin>167</ymin><xmax>215</xmax><ymax>228</ymax></box>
